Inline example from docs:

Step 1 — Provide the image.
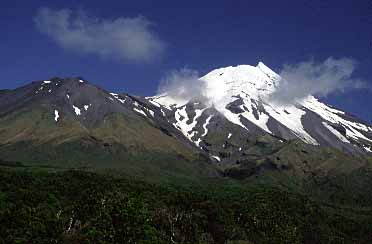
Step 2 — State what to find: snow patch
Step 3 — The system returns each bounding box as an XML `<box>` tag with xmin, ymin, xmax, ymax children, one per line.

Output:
<box><xmin>202</xmin><ymin>115</ymin><xmax>213</xmax><ymax>137</ymax></box>
<box><xmin>134</xmin><ymin>108</ymin><xmax>147</xmax><ymax>117</ymax></box>
<box><xmin>110</xmin><ymin>93</ymin><xmax>126</xmax><ymax>104</ymax></box>
<box><xmin>72</xmin><ymin>105</ymin><xmax>81</xmax><ymax>116</ymax></box>
<box><xmin>322</xmin><ymin>122</ymin><xmax>350</xmax><ymax>143</ymax></box>
<box><xmin>228</xmin><ymin>133</ymin><xmax>232</xmax><ymax>139</ymax></box>
<box><xmin>220</xmin><ymin>107</ymin><xmax>249</xmax><ymax>131</ymax></box>
<box><xmin>195</xmin><ymin>138</ymin><xmax>202</xmax><ymax>147</ymax></box>
<box><xmin>150</xmin><ymin>94</ymin><xmax>188</xmax><ymax>110</ymax></box>
<box><xmin>211</xmin><ymin>155</ymin><xmax>221</xmax><ymax>162</ymax></box>
<box><xmin>145</xmin><ymin>108</ymin><xmax>155</xmax><ymax>117</ymax></box>
<box><xmin>149</xmin><ymin>100</ymin><xmax>161</xmax><ymax>108</ymax></box>
<box><xmin>133</xmin><ymin>108</ymin><xmax>147</xmax><ymax>117</ymax></box>
<box><xmin>264</xmin><ymin>103</ymin><xmax>319</xmax><ymax>145</ymax></box>
<box><xmin>43</xmin><ymin>80</ymin><xmax>51</xmax><ymax>84</ymax></box>
<box><xmin>173</xmin><ymin>106</ymin><xmax>206</xmax><ymax>145</ymax></box>
<box><xmin>303</xmin><ymin>97</ymin><xmax>372</xmax><ymax>143</ymax></box>
<box><xmin>160</xmin><ymin>109</ymin><xmax>166</xmax><ymax>117</ymax></box>
<box><xmin>54</xmin><ymin>110</ymin><xmax>60</xmax><ymax>122</ymax></box>
<box><xmin>84</xmin><ymin>104</ymin><xmax>91</xmax><ymax>111</ymax></box>
<box><xmin>245</xmin><ymin>100</ymin><xmax>271</xmax><ymax>133</ymax></box>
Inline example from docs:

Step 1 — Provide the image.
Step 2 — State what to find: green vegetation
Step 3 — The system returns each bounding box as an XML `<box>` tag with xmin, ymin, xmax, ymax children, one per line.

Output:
<box><xmin>1</xmin><ymin>169</ymin><xmax>372</xmax><ymax>244</ymax></box>
<box><xmin>2</xmin><ymin>99</ymin><xmax>372</xmax><ymax>243</ymax></box>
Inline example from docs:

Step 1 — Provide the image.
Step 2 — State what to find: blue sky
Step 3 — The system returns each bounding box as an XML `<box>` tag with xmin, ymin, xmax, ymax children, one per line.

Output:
<box><xmin>1</xmin><ymin>0</ymin><xmax>372</xmax><ymax>122</ymax></box>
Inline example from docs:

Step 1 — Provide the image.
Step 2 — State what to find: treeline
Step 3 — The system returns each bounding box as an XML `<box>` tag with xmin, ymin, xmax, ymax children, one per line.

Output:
<box><xmin>0</xmin><ymin>169</ymin><xmax>371</xmax><ymax>243</ymax></box>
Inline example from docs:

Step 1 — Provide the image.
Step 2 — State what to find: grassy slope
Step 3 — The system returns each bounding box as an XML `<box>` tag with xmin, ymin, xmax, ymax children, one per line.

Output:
<box><xmin>0</xmin><ymin>105</ymin><xmax>217</xmax><ymax>183</ymax></box>
<box><xmin>2</xmin><ymin>104</ymin><xmax>372</xmax><ymax>242</ymax></box>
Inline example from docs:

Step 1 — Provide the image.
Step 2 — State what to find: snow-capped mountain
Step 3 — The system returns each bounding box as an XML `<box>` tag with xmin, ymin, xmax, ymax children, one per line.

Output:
<box><xmin>146</xmin><ymin>62</ymin><xmax>372</xmax><ymax>159</ymax></box>
<box><xmin>0</xmin><ymin>63</ymin><xmax>371</xmax><ymax>171</ymax></box>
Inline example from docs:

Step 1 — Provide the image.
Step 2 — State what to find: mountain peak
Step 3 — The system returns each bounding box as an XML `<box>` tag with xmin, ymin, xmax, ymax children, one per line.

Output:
<box><xmin>256</xmin><ymin>62</ymin><xmax>280</xmax><ymax>80</ymax></box>
<box><xmin>149</xmin><ymin>63</ymin><xmax>372</xmax><ymax>155</ymax></box>
<box><xmin>200</xmin><ymin>62</ymin><xmax>279</xmax><ymax>105</ymax></box>
<box><xmin>41</xmin><ymin>77</ymin><xmax>87</xmax><ymax>85</ymax></box>
<box><xmin>3</xmin><ymin>69</ymin><xmax>372</xmax><ymax>159</ymax></box>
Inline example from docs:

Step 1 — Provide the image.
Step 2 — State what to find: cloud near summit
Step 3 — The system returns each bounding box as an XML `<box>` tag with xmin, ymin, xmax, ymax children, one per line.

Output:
<box><xmin>269</xmin><ymin>57</ymin><xmax>366</xmax><ymax>104</ymax></box>
<box><xmin>158</xmin><ymin>68</ymin><xmax>207</xmax><ymax>100</ymax></box>
<box><xmin>34</xmin><ymin>7</ymin><xmax>165</xmax><ymax>62</ymax></box>
<box><xmin>158</xmin><ymin>58</ymin><xmax>366</xmax><ymax>106</ymax></box>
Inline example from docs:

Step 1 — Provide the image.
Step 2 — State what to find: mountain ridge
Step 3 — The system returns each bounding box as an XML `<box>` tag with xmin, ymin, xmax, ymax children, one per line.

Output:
<box><xmin>0</xmin><ymin>64</ymin><xmax>372</xmax><ymax>182</ymax></box>
<box><xmin>148</xmin><ymin>62</ymin><xmax>372</xmax><ymax>157</ymax></box>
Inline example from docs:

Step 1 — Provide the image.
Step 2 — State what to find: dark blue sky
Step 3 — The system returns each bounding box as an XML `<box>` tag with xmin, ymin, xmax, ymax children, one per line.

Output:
<box><xmin>1</xmin><ymin>0</ymin><xmax>372</xmax><ymax>122</ymax></box>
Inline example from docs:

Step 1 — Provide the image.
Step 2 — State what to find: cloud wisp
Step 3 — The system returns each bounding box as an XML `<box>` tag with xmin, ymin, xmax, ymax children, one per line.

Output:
<box><xmin>269</xmin><ymin>57</ymin><xmax>366</xmax><ymax>104</ymax></box>
<box><xmin>157</xmin><ymin>68</ymin><xmax>207</xmax><ymax>101</ymax></box>
<box><xmin>34</xmin><ymin>7</ymin><xmax>165</xmax><ymax>62</ymax></box>
<box><xmin>158</xmin><ymin>58</ymin><xmax>366</xmax><ymax>107</ymax></box>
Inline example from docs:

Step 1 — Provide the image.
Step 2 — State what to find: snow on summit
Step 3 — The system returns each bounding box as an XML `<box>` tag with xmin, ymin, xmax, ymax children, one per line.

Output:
<box><xmin>201</xmin><ymin>62</ymin><xmax>279</xmax><ymax>103</ymax></box>
<box><xmin>23</xmin><ymin>72</ymin><xmax>371</xmax><ymax>156</ymax></box>
<box><xmin>147</xmin><ymin>62</ymin><xmax>372</xmax><ymax>152</ymax></box>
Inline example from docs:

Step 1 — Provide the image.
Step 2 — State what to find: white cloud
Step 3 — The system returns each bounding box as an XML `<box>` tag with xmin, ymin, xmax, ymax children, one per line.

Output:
<box><xmin>158</xmin><ymin>58</ymin><xmax>366</xmax><ymax>106</ymax></box>
<box><xmin>158</xmin><ymin>68</ymin><xmax>206</xmax><ymax>100</ymax></box>
<box><xmin>34</xmin><ymin>7</ymin><xmax>165</xmax><ymax>62</ymax></box>
<box><xmin>269</xmin><ymin>57</ymin><xmax>366</xmax><ymax>104</ymax></box>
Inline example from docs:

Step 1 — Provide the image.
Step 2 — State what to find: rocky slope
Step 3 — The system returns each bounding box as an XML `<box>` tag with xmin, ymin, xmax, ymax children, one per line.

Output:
<box><xmin>0</xmin><ymin>63</ymin><xmax>371</xmax><ymax>181</ymax></box>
